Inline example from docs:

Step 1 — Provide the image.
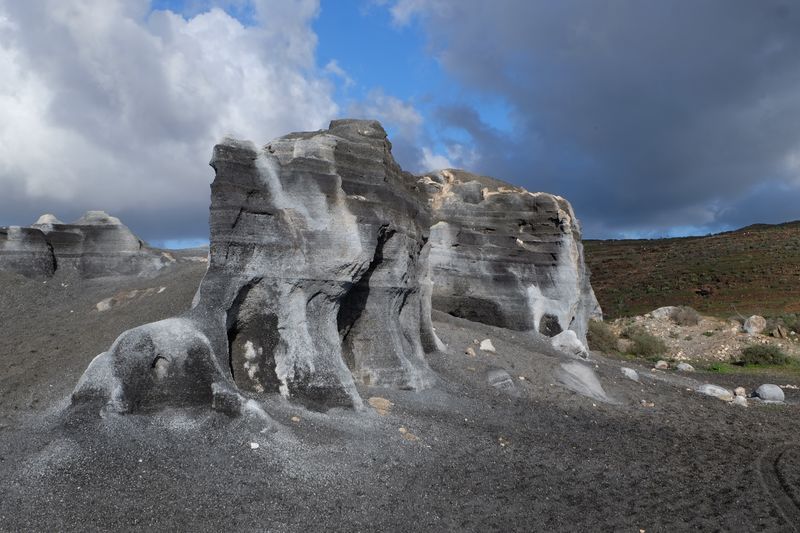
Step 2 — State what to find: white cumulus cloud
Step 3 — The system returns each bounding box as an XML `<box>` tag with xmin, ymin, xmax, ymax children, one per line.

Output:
<box><xmin>0</xmin><ymin>0</ymin><xmax>338</xmax><ymax>237</ymax></box>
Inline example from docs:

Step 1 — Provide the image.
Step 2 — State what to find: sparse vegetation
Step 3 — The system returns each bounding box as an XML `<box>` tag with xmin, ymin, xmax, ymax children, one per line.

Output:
<box><xmin>587</xmin><ymin>319</ymin><xmax>618</xmax><ymax>354</ymax></box>
<box><xmin>670</xmin><ymin>306</ymin><xmax>700</xmax><ymax>326</ymax></box>
<box><xmin>702</xmin><ymin>331</ymin><xmax>714</xmax><ymax>337</ymax></box>
<box><xmin>584</xmin><ymin>221</ymin><xmax>800</xmax><ymax>319</ymax></box>
<box><xmin>622</xmin><ymin>326</ymin><xmax>667</xmax><ymax>358</ymax></box>
<box><xmin>738</xmin><ymin>345</ymin><xmax>789</xmax><ymax>366</ymax></box>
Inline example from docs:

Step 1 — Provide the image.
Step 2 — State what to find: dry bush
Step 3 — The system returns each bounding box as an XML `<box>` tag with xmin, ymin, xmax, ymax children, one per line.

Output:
<box><xmin>587</xmin><ymin>320</ymin><xmax>618</xmax><ymax>354</ymax></box>
<box><xmin>670</xmin><ymin>306</ymin><xmax>700</xmax><ymax>326</ymax></box>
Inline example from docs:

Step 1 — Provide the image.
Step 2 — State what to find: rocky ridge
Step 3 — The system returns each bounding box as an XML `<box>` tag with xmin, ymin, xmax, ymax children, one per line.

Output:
<box><xmin>0</xmin><ymin>210</ymin><xmax>170</xmax><ymax>278</ymax></box>
<box><xmin>70</xmin><ymin>119</ymin><xmax>601</xmax><ymax>414</ymax></box>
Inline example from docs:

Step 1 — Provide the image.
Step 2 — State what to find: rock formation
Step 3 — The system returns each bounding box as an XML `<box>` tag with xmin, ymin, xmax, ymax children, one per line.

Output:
<box><xmin>73</xmin><ymin>120</ymin><xmax>437</xmax><ymax>413</ymax></box>
<box><xmin>71</xmin><ymin>119</ymin><xmax>600</xmax><ymax>415</ymax></box>
<box><xmin>420</xmin><ymin>169</ymin><xmax>601</xmax><ymax>343</ymax></box>
<box><xmin>0</xmin><ymin>211</ymin><xmax>169</xmax><ymax>278</ymax></box>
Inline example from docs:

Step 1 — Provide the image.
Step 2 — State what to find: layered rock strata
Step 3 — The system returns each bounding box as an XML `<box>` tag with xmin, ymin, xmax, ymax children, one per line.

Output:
<box><xmin>73</xmin><ymin>120</ymin><xmax>437</xmax><ymax>413</ymax></box>
<box><xmin>0</xmin><ymin>211</ymin><xmax>169</xmax><ymax>278</ymax></box>
<box><xmin>420</xmin><ymin>169</ymin><xmax>601</xmax><ymax>344</ymax></box>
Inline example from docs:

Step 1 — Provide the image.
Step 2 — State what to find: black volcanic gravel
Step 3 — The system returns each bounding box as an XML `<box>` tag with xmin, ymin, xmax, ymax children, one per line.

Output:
<box><xmin>1</xmin><ymin>261</ymin><xmax>798</xmax><ymax>532</ymax></box>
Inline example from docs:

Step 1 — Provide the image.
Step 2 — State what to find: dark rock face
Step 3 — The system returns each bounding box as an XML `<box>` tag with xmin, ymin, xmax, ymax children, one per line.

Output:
<box><xmin>0</xmin><ymin>211</ymin><xmax>169</xmax><ymax>278</ymax></box>
<box><xmin>73</xmin><ymin>120</ymin><xmax>437</xmax><ymax>412</ymax></box>
<box><xmin>420</xmin><ymin>169</ymin><xmax>601</xmax><ymax>344</ymax></box>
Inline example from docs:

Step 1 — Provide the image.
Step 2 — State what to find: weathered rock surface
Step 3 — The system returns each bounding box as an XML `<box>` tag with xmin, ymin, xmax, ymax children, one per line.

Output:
<box><xmin>556</xmin><ymin>361</ymin><xmax>614</xmax><ymax>403</ymax></box>
<box><xmin>744</xmin><ymin>315</ymin><xmax>766</xmax><ymax>335</ymax></box>
<box><xmin>0</xmin><ymin>211</ymin><xmax>169</xmax><ymax>278</ymax></box>
<box><xmin>422</xmin><ymin>169</ymin><xmax>600</xmax><ymax>344</ymax></box>
<box><xmin>73</xmin><ymin>120</ymin><xmax>437</xmax><ymax>412</ymax></box>
<box><xmin>753</xmin><ymin>384</ymin><xmax>784</xmax><ymax>403</ymax></box>
<box><xmin>697</xmin><ymin>384</ymin><xmax>734</xmax><ymax>402</ymax></box>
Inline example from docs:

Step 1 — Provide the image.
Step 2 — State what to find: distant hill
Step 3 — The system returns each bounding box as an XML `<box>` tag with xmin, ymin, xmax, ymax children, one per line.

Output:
<box><xmin>584</xmin><ymin>221</ymin><xmax>800</xmax><ymax>319</ymax></box>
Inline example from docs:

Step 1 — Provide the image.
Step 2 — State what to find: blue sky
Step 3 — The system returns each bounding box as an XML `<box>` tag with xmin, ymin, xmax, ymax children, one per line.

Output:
<box><xmin>1</xmin><ymin>0</ymin><xmax>799</xmax><ymax>246</ymax></box>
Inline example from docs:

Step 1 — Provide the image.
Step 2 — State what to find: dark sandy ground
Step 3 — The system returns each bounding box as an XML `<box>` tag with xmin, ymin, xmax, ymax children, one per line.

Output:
<box><xmin>1</xmin><ymin>258</ymin><xmax>799</xmax><ymax>532</ymax></box>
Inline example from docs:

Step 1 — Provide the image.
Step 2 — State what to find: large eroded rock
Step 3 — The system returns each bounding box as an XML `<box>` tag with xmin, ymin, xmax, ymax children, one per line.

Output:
<box><xmin>0</xmin><ymin>211</ymin><xmax>169</xmax><ymax>278</ymax></box>
<box><xmin>73</xmin><ymin>120</ymin><xmax>437</xmax><ymax>413</ymax></box>
<box><xmin>420</xmin><ymin>169</ymin><xmax>600</xmax><ymax>344</ymax></box>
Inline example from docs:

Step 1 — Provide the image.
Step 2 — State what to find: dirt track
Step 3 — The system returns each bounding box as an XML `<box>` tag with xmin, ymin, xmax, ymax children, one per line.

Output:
<box><xmin>1</xmin><ymin>261</ymin><xmax>798</xmax><ymax>532</ymax></box>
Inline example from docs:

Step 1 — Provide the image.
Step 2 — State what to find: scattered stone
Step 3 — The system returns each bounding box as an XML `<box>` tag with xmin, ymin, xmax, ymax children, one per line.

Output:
<box><xmin>771</xmin><ymin>325</ymin><xmax>789</xmax><ymax>339</ymax></box>
<box><xmin>464</xmin><ymin>347</ymin><xmax>476</xmax><ymax>357</ymax></box>
<box><xmin>744</xmin><ymin>315</ymin><xmax>767</xmax><ymax>335</ymax></box>
<box><xmin>697</xmin><ymin>384</ymin><xmax>734</xmax><ymax>402</ymax></box>
<box><xmin>487</xmin><ymin>368</ymin><xmax>518</xmax><ymax>395</ymax></box>
<box><xmin>398</xmin><ymin>427</ymin><xmax>419</xmax><ymax>442</ymax></box>
<box><xmin>731</xmin><ymin>396</ymin><xmax>748</xmax><ymax>407</ymax></box>
<box><xmin>639</xmin><ymin>399</ymin><xmax>655</xmax><ymax>408</ymax></box>
<box><xmin>753</xmin><ymin>384</ymin><xmax>785</xmax><ymax>403</ymax></box>
<box><xmin>479</xmin><ymin>339</ymin><xmax>496</xmax><ymax>353</ymax></box>
<box><xmin>734</xmin><ymin>387</ymin><xmax>747</xmax><ymax>397</ymax></box>
<box><xmin>367</xmin><ymin>396</ymin><xmax>394</xmax><ymax>416</ymax></box>
<box><xmin>249</xmin><ymin>442</ymin><xmax>259</xmax><ymax>450</ymax></box>
<box><xmin>498</xmin><ymin>436</ymin><xmax>510</xmax><ymax>447</ymax></box>
<box><xmin>621</xmin><ymin>367</ymin><xmax>640</xmax><ymax>382</ymax></box>
<box><xmin>654</xmin><ymin>360</ymin><xmax>669</xmax><ymax>370</ymax></box>
<box><xmin>676</xmin><ymin>362</ymin><xmax>695</xmax><ymax>372</ymax></box>
<box><xmin>291</xmin><ymin>416</ymin><xmax>301</xmax><ymax>423</ymax></box>
<box><xmin>550</xmin><ymin>330</ymin><xmax>589</xmax><ymax>359</ymax></box>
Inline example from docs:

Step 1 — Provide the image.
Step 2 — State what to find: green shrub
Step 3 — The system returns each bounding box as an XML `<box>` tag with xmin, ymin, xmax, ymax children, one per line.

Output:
<box><xmin>739</xmin><ymin>345</ymin><xmax>789</xmax><ymax>366</ymax></box>
<box><xmin>670</xmin><ymin>306</ymin><xmax>700</xmax><ymax>326</ymax></box>
<box><xmin>587</xmin><ymin>320</ymin><xmax>618</xmax><ymax>354</ymax></box>
<box><xmin>623</xmin><ymin>326</ymin><xmax>668</xmax><ymax>358</ymax></box>
<box><xmin>702</xmin><ymin>331</ymin><xmax>714</xmax><ymax>337</ymax></box>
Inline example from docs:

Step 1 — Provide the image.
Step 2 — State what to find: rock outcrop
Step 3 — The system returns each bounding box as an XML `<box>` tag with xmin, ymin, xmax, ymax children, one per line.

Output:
<box><xmin>73</xmin><ymin>120</ymin><xmax>437</xmax><ymax>413</ymax></box>
<box><xmin>420</xmin><ymin>169</ymin><xmax>600</xmax><ymax>344</ymax></box>
<box><xmin>71</xmin><ymin>119</ymin><xmax>600</xmax><ymax>415</ymax></box>
<box><xmin>0</xmin><ymin>211</ymin><xmax>169</xmax><ymax>278</ymax></box>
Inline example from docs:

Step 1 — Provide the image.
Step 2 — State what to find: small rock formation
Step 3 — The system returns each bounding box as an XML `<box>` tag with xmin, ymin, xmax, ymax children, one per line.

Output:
<box><xmin>71</xmin><ymin>119</ymin><xmax>600</xmax><ymax>415</ymax></box>
<box><xmin>697</xmin><ymin>384</ymin><xmax>734</xmax><ymax>402</ymax></box>
<box><xmin>621</xmin><ymin>367</ymin><xmax>639</xmax><ymax>382</ymax></box>
<box><xmin>73</xmin><ymin>120</ymin><xmax>438</xmax><ymax>413</ymax></box>
<box><xmin>676</xmin><ymin>362</ymin><xmax>695</xmax><ymax>372</ymax></box>
<box><xmin>753</xmin><ymin>384</ymin><xmax>784</xmax><ymax>403</ymax></box>
<box><xmin>551</xmin><ymin>330</ymin><xmax>589</xmax><ymax>359</ymax></box>
<box><xmin>744</xmin><ymin>315</ymin><xmax>767</xmax><ymax>335</ymax></box>
<box><xmin>421</xmin><ymin>169</ymin><xmax>600</xmax><ymax>345</ymax></box>
<box><xmin>0</xmin><ymin>211</ymin><xmax>168</xmax><ymax>278</ymax></box>
<box><xmin>557</xmin><ymin>361</ymin><xmax>614</xmax><ymax>403</ymax></box>
<box><xmin>654</xmin><ymin>360</ymin><xmax>669</xmax><ymax>370</ymax></box>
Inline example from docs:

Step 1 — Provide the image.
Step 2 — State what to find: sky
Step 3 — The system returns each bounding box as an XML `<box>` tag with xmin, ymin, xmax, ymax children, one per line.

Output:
<box><xmin>1</xmin><ymin>0</ymin><xmax>799</xmax><ymax>246</ymax></box>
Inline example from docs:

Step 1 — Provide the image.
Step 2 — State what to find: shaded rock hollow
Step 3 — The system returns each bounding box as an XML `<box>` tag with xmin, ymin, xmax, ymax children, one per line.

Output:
<box><xmin>71</xmin><ymin>119</ymin><xmax>600</xmax><ymax>414</ymax></box>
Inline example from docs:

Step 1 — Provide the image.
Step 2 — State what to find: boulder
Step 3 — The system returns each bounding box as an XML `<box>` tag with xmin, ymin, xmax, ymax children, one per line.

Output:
<box><xmin>753</xmin><ymin>384</ymin><xmax>784</xmax><ymax>403</ymax></box>
<box><xmin>73</xmin><ymin>120</ymin><xmax>438</xmax><ymax>413</ymax></box>
<box><xmin>731</xmin><ymin>395</ymin><xmax>748</xmax><ymax>407</ymax></box>
<box><xmin>654</xmin><ymin>360</ymin><xmax>669</xmax><ymax>370</ymax></box>
<box><xmin>556</xmin><ymin>361</ymin><xmax>614</xmax><ymax>403</ymax></box>
<box><xmin>744</xmin><ymin>315</ymin><xmax>766</xmax><ymax>335</ymax></box>
<box><xmin>551</xmin><ymin>330</ymin><xmax>589</xmax><ymax>359</ymax></box>
<box><xmin>424</xmin><ymin>169</ymin><xmax>600</xmax><ymax>344</ymax></box>
<box><xmin>620</xmin><ymin>367</ymin><xmax>639</xmax><ymax>382</ymax></box>
<box><xmin>697</xmin><ymin>384</ymin><xmax>734</xmax><ymax>402</ymax></box>
<box><xmin>479</xmin><ymin>339</ymin><xmax>496</xmax><ymax>353</ymax></box>
<box><xmin>650</xmin><ymin>306</ymin><xmax>677</xmax><ymax>320</ymax></box>
<box><xmin>734</xmin><ymin>386</ymin><xmax>747</xmax><ymax>397</ymax></box>
<box><xmin>676</xmin><ymin>362</ymin><xmax>695</xmax><ymax>372</ymax></box>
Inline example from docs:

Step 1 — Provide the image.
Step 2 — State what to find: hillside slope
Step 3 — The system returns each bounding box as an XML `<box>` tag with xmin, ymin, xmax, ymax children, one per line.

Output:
<box><xmin>584</xmin><ymin>221</ymin><xmax>800</xmax><ymax>319</ymax></box>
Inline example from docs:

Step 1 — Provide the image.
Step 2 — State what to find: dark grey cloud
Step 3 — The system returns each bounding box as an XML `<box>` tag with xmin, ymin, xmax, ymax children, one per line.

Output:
<box><xmin>392</xmin><ymin>0</ymin><xmax>800</xmax><ymax>237</ymax></box>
